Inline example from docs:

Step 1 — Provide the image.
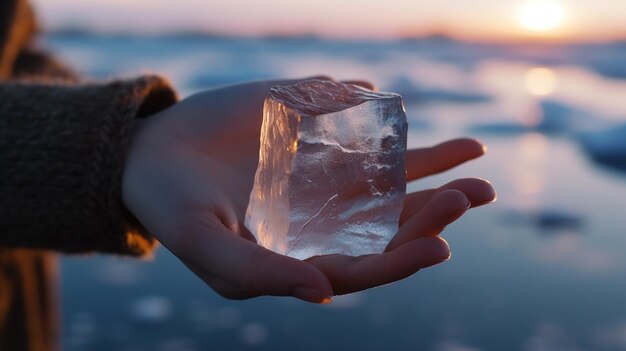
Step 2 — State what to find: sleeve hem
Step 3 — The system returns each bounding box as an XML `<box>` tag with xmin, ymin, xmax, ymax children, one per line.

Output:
<box><xmin>0</xmin><ymin>75</ymin><xmax>178</xmax><ymax>257</ymax></box>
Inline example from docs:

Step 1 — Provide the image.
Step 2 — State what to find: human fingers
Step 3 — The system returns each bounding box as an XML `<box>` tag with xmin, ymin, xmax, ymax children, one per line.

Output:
<box><xmin>387</xmin><ymin>189</ymin><xmax>470</xmax><ymax>251</ymax></box>
<box><xmin>169</xmin><ymin>221</ymin><xmax>333</xmax><ymax>304</ymax></box>
<box><xmin>406</xmin><ymin>138</ymin><xmax>486</xmax><ymax>181</ymax></box>
<box><xmin>307</xmin><ymin>236</ymin><xmax>450</xmax><ymax>295</ymax></box>
<box><xmin>400</xmin><ymin>178</ymin><xmax>496</xmax><ymax>224</ymax></box>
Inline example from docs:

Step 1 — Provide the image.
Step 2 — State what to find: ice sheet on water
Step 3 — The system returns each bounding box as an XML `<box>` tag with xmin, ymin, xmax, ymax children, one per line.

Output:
<box><xmin>386</xmin><ymin>76</ymin><xmax>491</xmax><ymax>104</ymax></box>
<box><xmin>468</xmin><ymin>100</ymin><xmax>606</xmax><ymax>136</ymax></box>
<box><xmin>578</xmin><ymin>123</ymin><xmax>626</xmax><ymax>172</ymax></box>
<box><xmin>245</xmin><ymin>80</ymin><xmax>408</xmax><ymax>259</ymax></box>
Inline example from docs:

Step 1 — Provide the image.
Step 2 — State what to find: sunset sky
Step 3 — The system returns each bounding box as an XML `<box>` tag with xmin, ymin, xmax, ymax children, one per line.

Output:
<box><xmin>31</xmin><ymin>0</ymin><xmax>626</xmax><ymax>42</ymax></box>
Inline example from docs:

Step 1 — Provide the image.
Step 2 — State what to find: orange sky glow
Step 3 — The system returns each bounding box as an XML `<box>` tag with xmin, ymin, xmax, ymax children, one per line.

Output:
<box><xmin>31</xmin><ymin>0</ymin><xmax>626</xmax><ymax>42</ymax></box>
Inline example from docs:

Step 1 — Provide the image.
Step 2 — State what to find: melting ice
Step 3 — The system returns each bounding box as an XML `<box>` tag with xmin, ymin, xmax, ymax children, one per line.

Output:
<box><xmin>245</xmin><ymin>80</ymin><xmax>408</xmax><ymax>259</ymax></box>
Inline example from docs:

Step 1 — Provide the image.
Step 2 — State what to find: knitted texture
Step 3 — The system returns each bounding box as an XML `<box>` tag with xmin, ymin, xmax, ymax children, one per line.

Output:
<box><xmin>0</xmin><ymin>76</ymin><xmax>177</xmax><ymax>256</ymax></box>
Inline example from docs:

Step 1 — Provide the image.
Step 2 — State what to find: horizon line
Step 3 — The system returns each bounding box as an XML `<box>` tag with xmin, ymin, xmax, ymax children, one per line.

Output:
<box><xmin>43</xmin><ymin>26</ymin><xmax>626</xmax><ymax>45</ymax></box>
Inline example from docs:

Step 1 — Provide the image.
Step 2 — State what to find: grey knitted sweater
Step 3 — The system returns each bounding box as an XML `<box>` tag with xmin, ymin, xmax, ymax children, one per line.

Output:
<box><xmin>0</xmin><ymin>0</ymin><xmax>178</xmax><ymax>256</ymax></box>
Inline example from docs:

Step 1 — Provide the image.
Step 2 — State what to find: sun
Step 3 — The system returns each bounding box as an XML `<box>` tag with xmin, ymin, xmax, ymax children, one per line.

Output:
<box><xmin>517</xmin><ymin>0</ymin><xmax>565</xmax><ymax>32</ymax></box>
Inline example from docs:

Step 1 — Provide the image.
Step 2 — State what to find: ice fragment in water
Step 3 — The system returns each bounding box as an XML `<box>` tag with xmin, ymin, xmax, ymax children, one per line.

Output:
<box><xmin>245</xmin><ymin>79</ymin><xmax>408</xmax><ymax>260</ymax></box>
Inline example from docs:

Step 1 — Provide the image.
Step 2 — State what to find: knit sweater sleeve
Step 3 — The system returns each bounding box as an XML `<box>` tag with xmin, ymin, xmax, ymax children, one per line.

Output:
<box><xmin>0</xmin><ymin>75</ymin><xmax>178</xmax><ymax>256</ymax></box>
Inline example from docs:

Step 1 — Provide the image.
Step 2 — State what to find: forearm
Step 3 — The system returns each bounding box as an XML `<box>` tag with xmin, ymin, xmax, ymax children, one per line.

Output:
<box><xmin>0</xmin><ymin>76</ymin><xmax>177</xmax><ymax>255</ymax></box>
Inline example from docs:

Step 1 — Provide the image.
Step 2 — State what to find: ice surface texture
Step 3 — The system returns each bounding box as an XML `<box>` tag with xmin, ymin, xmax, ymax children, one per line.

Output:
<box><xmin>245</xmin><ymin>80</ymin><xmax>408</xmax><ymax>260</ymax></box>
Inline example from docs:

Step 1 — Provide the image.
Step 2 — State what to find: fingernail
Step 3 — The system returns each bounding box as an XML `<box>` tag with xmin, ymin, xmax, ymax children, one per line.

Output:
<box><xmin>292</xmin><ymin>286</ymin><xmax>333</xmax><ymax>304</ymax></box>
<box><xmin>463</xmin><ymin>196</ymin><xmax>472</xmax><ymax>209</ymax></box>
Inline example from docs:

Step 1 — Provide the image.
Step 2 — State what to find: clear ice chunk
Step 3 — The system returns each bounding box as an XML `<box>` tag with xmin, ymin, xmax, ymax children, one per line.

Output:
<box><xmin>245</xmin><ymin>79</ymin><xmax>408</xmax><ymax>260</ymax></box>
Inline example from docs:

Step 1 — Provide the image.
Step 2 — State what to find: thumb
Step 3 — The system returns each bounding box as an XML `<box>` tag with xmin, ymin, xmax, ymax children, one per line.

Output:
<box><xmin>176</xmin><ymin>225</ymin><xmax>333</xmax><ymax>304</ymax></box>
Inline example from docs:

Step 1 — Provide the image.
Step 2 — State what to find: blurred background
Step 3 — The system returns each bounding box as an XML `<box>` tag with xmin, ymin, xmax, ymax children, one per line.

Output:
<box><xmin>31</xmin><ymin>0</ymin><xmax>626</xmax><ymax>350</ymax></box>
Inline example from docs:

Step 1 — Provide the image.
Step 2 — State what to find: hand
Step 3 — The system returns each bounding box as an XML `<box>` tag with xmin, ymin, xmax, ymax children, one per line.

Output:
<box><xmin>122</xmin><ymin>76</ymin><xmax>496</xmax><ymax>303</ymax></box>
<box><xmin>307</xmin><ymin>141</ymin><xmax>496</xmax><ymax>295</ymax></box>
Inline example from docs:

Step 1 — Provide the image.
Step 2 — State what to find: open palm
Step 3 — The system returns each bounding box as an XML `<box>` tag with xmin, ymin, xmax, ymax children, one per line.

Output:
<box><xmin>122</xmin><ymin>77</ymin><xmax>496</xmax><ymax>303</ymax></box>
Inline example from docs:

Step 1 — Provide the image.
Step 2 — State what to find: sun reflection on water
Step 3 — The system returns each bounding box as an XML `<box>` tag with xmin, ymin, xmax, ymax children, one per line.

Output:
<box><xmin>512</xmin><ymin>133</ymin><xmax>549</xmax><ymax>197</ymax></box>
<box><xmin>524</xmin><ymin>67</ymin><xmax>557</xmax><ymax>96</ymax></box>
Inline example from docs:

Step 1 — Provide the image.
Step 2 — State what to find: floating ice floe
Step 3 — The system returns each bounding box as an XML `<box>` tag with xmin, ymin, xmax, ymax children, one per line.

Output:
<box><xmin>129</xmin><ymin>296</ymin><xmax>172</xmax><ymax>324</ymax></box>
<box><xmin>502</xmin><ymin>207</ymin><xmax>584</xmax><ymax>232</ymax></box>
<box><xmin>469</xmin><ymin>100</ymin><xmax>603</xmax><ymax>136</ymax></box>
<box><xmin>586</xmin><ymin>52</ymin><xmax>626</xmax><ymax>80</ymax></box>
<box><xmin>577</xmin><ymin>123</ymin><xmax>626</xmax><ymax>172</ymax></box>
<box><xmin>534</xmin><ymin>210</ymin><xmax>585</xmax><ymax>231</ymax></box>
<box><xmin>467</xmin><ymin>121</ymin><xmax>533</xmax><ymax>135</ymax></box>
<box><xmin>239</xmin><ymin>323</ymin><xmax>269</xmax><ymax>346</ymax></box>
<box><xmin>188</xmin><ymin>69</ymin><xmax>276</xmax><ymax>90</ymax></box>
<box><xmin>467</xmin><ymin>97</ymin><xmax>626</xmax><ymax>173</ymax></box>
<box><xmin>94</xmin><ymin>259</ymin><xmax>144</xmax><ymax>286</ymax></box>
<box><xmin>386</xmin><ymin>76</ymin><xmax>491</xmax><ymax>104</ymax></box>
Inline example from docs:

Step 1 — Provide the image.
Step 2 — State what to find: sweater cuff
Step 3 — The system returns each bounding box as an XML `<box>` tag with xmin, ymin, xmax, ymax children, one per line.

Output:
<box><xmin>0</xmin><ymin>75</ymin><xmax>178</xmax><ymax>256</ymax></box>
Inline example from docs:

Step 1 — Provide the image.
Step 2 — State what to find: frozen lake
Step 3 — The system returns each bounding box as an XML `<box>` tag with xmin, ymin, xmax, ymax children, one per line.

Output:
<box><xmin>45</xmin><ymin>34</ymin><xmax>626</xmax><ymax>351</ymax></box>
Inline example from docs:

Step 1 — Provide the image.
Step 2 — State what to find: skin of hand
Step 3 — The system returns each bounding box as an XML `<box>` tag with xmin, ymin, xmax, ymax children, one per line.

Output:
<box><xmin>122</xmin><ymin>76</ymin><xmax>497</xmax><ymax>304</ymax></box>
